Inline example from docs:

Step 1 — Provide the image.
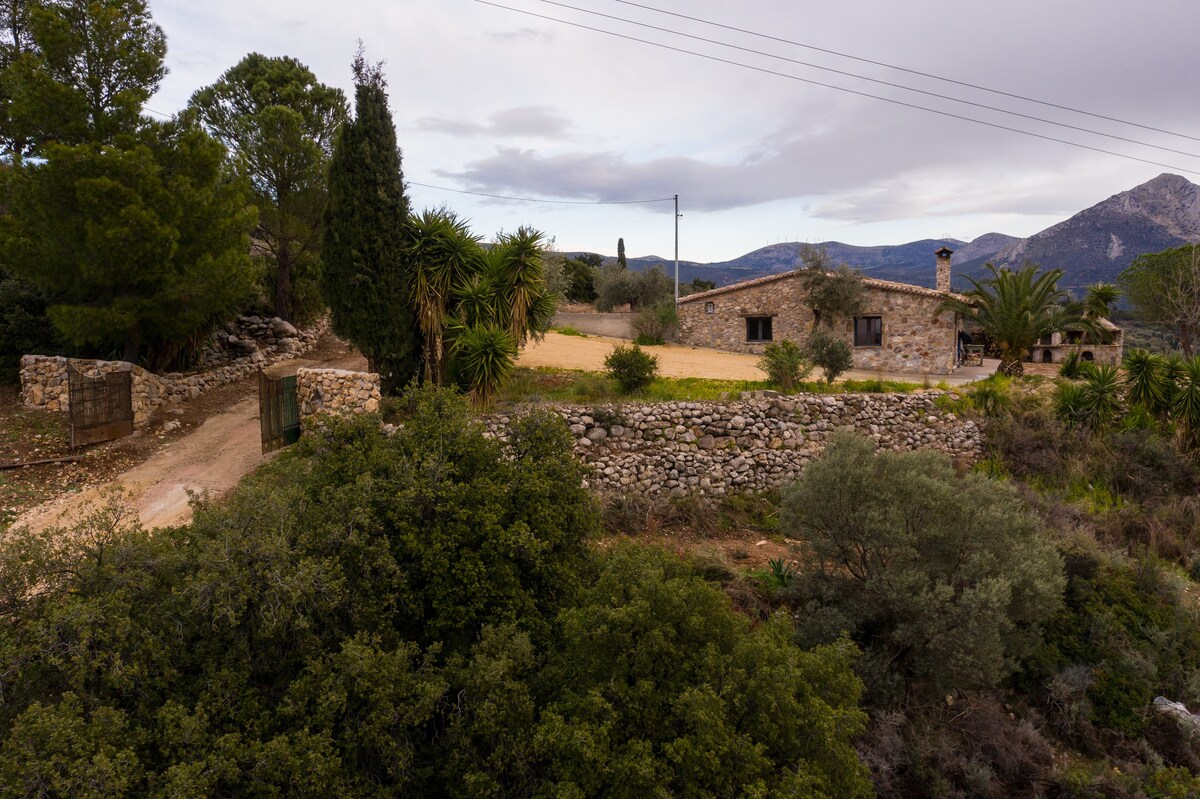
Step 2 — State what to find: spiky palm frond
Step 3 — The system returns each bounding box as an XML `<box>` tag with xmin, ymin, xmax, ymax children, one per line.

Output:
<box><xmin>1173</xmin><ymin>356</ymin><xmax>1200</xmax><ymax>446</ymax></box>
<box><xmin>1123</xmin><ymin>349</ymin><xmax>1169</xmax><ymax>413</ymax></box>
<box><xmin>939</xmin><ymin>262</ymin><xmax>1084</xmax><ymax>376</ymax></box>
<box><xmin>451</xmin><ymin>324</ymin><xmax>517</xmax><ymax>408</ymax></box>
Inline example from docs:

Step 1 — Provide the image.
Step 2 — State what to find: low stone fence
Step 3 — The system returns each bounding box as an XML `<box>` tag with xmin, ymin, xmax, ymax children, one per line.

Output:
<box><xmin>485</xmin><ymin>391</ymin><xmax>982</xmax><ymax>498</ymax></box>
<box><xmin>296</xmin><ymin>368</ymin><xmax>382</xmax><ymax>425</ymax></box>
<box><xmin>20</xmin><ymin>315</ymin><xmax>328</xmax><ymax>425</ymax></box>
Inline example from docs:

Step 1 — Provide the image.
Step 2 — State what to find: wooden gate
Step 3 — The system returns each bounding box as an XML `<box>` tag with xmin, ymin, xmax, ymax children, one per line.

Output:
<box><xmin>68</xmin><ymin>365</ymin><xmax>134</xmax><ymax>448</ymax></box>
<box><xmin>258</xmin><ymin>370</ymin><xmax>300</xmax><ymax>454</ymax></box>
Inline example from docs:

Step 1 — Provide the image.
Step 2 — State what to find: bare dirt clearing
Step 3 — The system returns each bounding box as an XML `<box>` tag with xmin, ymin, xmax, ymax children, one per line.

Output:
<box><xmin>519</xmin><ymin>333</ymin><xmax>769</xmax><ymax>380</ymax></box>
<box><xmin>6</xmin><ymin>334</ymin><xmax>366</xmax><ymax>534</ymax></box>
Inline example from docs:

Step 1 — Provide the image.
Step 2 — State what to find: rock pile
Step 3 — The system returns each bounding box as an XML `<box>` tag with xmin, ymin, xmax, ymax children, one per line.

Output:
<box><xmin>486</xmin><ymin>391</ymin><xmax>982</xmax><ymax>498</ymax></box>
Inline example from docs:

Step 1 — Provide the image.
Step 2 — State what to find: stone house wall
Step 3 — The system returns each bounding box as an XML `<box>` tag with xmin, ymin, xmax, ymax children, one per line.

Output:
<box><xmin>296</xmin><ymin>368</ymin><xmax>382</xmax><ymax>427</ymax></box>
<box><xmin>484</xmin><ymin>391</ymin><xmax>982</xmax><ymax>498</ymax></box>
<box><xmin>677</xmin><ymin>272</ymin><xmax>960</xmax><ymax>375</ymax></box>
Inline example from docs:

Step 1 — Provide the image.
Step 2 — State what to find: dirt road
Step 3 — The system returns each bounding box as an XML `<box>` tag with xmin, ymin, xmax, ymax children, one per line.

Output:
<box><xmin>13</xmin><ymin>340</ymin><xmax>366</xmax><ymax>534</ymax></box>
<box><xmin>519</xmin><ymin>333</ymin><xmax>769</xmax><ymax>380</ymax></box>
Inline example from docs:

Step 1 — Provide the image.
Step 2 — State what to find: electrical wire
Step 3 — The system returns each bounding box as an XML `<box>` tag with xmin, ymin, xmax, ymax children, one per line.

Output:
<box><xmin>542</xmin><ymin>0</ymin><xmax>1200</xmax><ymax>160</ymax></box>
<box><xmin>610</xmin><ymin>0</ymin><xmax>1200</xmax><ymax>144</ymax></box>
<box><xmin>409</xmin><ymin>180</ymin><xmax>674</xmax><ymax>204</ymax></box>
<box><xmin>474</xmin><ymin>1</ymin><xmax>1200</xmax><ymax>177</ymax></box>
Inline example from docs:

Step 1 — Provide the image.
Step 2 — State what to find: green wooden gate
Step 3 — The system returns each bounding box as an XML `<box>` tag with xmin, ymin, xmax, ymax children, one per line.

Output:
<box><xmin>68</xmin><ymin>365</ymin><xmax>134</xmax><ymax>448</ymax></box>
<box><xmin>258</xmin><ymin>370</ymin><xmax>300</xmax><ymax>454</ymax></box>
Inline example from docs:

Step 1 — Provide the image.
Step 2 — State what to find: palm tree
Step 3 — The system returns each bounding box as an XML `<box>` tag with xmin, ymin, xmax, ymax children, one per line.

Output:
<box><xmin>1083</xmin><ymin>283</ymin><xmax>1120</xmax><ymax>320</ymax></box>
<box><xmin>939</xmin><ymin>262</ymin><xmax>1092</xmax><ymax>377</ymax></box>
<box><xmin>409</xmin><ymin>209</ymin><xmax>483</xmax><ymax>384</ymax></box>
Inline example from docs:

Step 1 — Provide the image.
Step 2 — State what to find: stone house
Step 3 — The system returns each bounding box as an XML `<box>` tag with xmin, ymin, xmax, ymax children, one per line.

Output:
<box><xmin>677</xmin><ymin>248</ymin><xmax>965</xmax><ymax>375</ymax></box>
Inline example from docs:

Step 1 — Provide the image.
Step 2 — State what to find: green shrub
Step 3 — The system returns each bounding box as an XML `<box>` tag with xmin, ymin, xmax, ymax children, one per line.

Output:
<box><xmin>757</xmin><ymin>339</ymin><xmax>812</xmax><ymax>393</ymax></box>
<box><xmin>631</xmin><ymin>300</ymin><xmax>677</xmax><ymax>345</ymax></box>
<box><xmin>781</xmin><ymin>432</ymin><xmax>1065</xmax><ymax>699</ymax></box>
<box><xmin>604</xmin><ymin>343</ymin><xmax>658</xmax><ymax>393</ymax></box>
<box><xmin>805</xmin><ymin>328</ymin><xmax>853</xmax><ymax>383</ymax></box>
<box><xmin>1057</xmin><ymin>363</ymin><xmax>1124</xmax><ymax>430</ymax></box>
<box><xmin>1059</xmin><ymin>351</ymin><xmax>1085</xmax><ymax>378</ymax></box>
<box><xmin>554</xmin><ymin>325</ymin><xmax>587</xmax><ymax>337</ymax></box>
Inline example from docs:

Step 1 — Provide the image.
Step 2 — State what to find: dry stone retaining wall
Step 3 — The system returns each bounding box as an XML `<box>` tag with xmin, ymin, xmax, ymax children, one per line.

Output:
<box><xmin>297</xmin><ymin>368</ymin><xmax>382</xmax><ymax>426</ymax></box>
<box><xmin>19</xmin><ymin>315</ymin><xmax>328</xmax><ymax>425</ymax></box>
<box><xmin>486</xmin><ymin>391</ymin><xmax>982</xmax><ymax>498</ymax></box>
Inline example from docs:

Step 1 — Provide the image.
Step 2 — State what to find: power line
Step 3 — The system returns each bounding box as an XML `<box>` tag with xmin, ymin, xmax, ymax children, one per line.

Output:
<box><xmin>409</xmin><ymin>180</ymin><xmax>674</xmax><ymax>204</ymax></box>
<box><xmin>474</xmin><ymin>1</ymin><xmax>1200</xmax><ymax>177</ymax></box>
<box><xmin>541</xmin><ymin>0</ymin><xmax>1200</xmax><ymax>160</ymax></box>
<box><xmin>610</xmin><ymin>0</ymin><xmax>1200</xmax><ymax>145</ymax></box>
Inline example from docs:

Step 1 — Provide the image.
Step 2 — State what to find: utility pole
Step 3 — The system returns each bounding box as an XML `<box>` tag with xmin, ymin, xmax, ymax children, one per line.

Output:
<box><xmin>674</xmin><ymin>194</ymin><xmax>681</xmax><ymax>304</ymax></box>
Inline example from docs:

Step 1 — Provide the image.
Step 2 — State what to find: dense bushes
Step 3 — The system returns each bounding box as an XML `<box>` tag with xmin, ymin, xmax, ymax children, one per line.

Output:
<box><xmin>0</xmin><ymin>388</ymin><xmax>871</xmax><ymax>796</ymax></box>
<box><xmin>758</xmin><ymin>339</ymin><xmax>812</xmax><ymax>393</ymax></box>
<box><xmin>781</xmin><ymin>433</ymin><xmax>1065</xmax><ymax>700</ymax></box>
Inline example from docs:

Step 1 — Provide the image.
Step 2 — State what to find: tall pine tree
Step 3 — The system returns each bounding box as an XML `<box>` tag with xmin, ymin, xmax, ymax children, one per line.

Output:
<box><xmin>321</xmin><ymin>47</ymin><xmax>421</xmax><ymax>391</ymax></box>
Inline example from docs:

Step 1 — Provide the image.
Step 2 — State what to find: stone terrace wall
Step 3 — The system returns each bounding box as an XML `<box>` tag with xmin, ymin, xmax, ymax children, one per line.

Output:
<box><xmin>20</xmin><ymin>316</ymin><xmax>328</xmax><ymax>424</ymax></box>
<box><xmin>296</xmin><ymin>368</ymin><xmax>382</xmax><ymax>427</ymax></box>
<box><xmin>486</xmin><ymin>391</ymin><xmax>982</xmax><ymax>498</ymax></box>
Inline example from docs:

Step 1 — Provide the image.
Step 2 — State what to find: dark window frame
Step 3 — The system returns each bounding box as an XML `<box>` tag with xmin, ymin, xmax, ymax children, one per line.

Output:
<box><xmin>853</xmin><ymin>315</ymin><xmax>883</xmax><ymax>347</ymax></box>
<box><xmin>704</xmin><ymin>301</ymin><xmax>715</xmax><ymax>314</ymax></box>
<box><xmin>745</xmin><ymin>316</ymin><xmax>773</xmax><ymax>343</ymax></box>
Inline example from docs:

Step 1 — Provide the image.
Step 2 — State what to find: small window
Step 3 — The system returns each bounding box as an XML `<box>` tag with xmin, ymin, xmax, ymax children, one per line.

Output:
<box><xmin>853</xmin><ymin>316</ymin><xmax>882</xmax><ymax>347</ymax></box>
<box><xmin>704</xmin><ymin>301</ymin><xmax>714</xmax><ymax>314</ymax></box>
<box><xmin>746</xmin><ymin>316</ymin><xmax>773</xmax><ymax>342</ymax></box>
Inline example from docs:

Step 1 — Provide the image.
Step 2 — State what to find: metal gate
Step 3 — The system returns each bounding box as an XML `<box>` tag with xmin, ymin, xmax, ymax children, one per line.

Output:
<box><xmin>258</xmin><ymin>370</ymin><xmax>300</xmax><ymax>454</ymax></box>
<box><xmin>68</xmin><ymin>365</ymin><xmax>134</xmax><ymax>448</ymax></box>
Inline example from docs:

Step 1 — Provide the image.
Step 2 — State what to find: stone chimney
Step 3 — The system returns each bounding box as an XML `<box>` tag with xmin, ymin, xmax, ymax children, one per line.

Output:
<box><xmin>935</xmin><ymin>246</ymin><xmax>953</xmax><ymax>292</ymax></box>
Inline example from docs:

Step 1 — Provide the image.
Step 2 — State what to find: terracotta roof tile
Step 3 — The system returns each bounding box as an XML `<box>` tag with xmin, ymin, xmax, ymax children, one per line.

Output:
<box><xmin>678</xmin><ymin>270</ymin><xmax>966</xmax><ymax>303</ymax></box>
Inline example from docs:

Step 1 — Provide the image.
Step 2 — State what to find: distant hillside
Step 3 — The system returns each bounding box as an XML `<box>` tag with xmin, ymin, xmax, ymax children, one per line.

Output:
<box><xmin>618</xmin><ymin>235</ymin><xmax>1011</xmax><ymax>289</ymax></box>
<box><xmin>591</xmin><ymin>174</ymin><xmax>1200</xmax><ymax>293</ymax></box>
<box><xmin>959</xmin><ymin>174</ymin><xmax>1200</xmax><ymax>289</ymax></box>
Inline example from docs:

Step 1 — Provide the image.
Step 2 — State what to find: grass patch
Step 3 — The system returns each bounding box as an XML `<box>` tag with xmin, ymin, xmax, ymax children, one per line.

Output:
<box><xmin>553</xmin><ymin>326</ymin><xmax>587</xmax><ymax>337</ymax></box>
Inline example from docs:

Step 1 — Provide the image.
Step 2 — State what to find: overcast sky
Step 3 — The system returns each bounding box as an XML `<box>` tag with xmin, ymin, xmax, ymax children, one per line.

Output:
<box><xmin>149</xmin><ymin>0</ymin><xmax>1200</xmax><ymax>262</ymax></box>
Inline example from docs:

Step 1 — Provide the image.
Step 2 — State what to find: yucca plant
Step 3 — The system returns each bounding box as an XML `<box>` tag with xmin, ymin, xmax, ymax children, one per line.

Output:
<box><xmin>1078</xmin><ymin>363</ymin><xmax>1125</xmax><ymax>430</ymax></box>
<box><xmin>451</xmin><ymin>324</ymin><xmax>517</xmax><ymax>408</ymax></box>
<box><xmin>1173</xmin><ymin>356</ymin><xmax>1200</xmax><ymax>448</ymax></box>
<box><xmin>1123</xmin><ymin>349</ymin><xmax>1170</xmax><ymax>413</ymax></box>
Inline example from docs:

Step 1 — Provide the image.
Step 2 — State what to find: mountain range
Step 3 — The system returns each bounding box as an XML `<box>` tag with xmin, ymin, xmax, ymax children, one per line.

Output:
<box><xmin>606</xmin><ymin>173</ymin><xmax>1200</xmax><ymax>293</ymax></box>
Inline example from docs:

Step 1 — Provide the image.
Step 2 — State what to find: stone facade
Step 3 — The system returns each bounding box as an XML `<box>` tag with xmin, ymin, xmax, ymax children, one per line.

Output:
<box><xmin>1029</xmin><ymin>324</ymin><xmax>1124</xmax><ymax>366</ymax></box>
<box><xmin>484</xmin><ymin>391</ymin><xmax>982</xmax><ymax>498</ymax></box>
<box><xmin>20</xmin><ymin>315</ymin><xmax>328</xmax><ymax>425</ymax></box>
<box><xmin>296</xmin><ymin>368</ymin><xmax>382</xmax><ymax>425</ymax></box>
<box><xmin>677</xmin><ymin>272</ymin><xmax>961</xmax><ymax>375</ymax></box>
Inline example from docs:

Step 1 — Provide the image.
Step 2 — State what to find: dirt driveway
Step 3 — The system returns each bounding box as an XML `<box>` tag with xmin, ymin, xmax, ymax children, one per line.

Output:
<box><xmin>519</xmin><ymin>333</ymin><xmax>769</xmax><ymax>380</ymax></box>
<box><xmin>12</xmin><ymin>337</ymin><xmax>366</xmax><ymax>534</ymax></box>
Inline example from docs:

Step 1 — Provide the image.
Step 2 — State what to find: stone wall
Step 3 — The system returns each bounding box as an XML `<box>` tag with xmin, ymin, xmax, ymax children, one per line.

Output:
<box><xmin>296</xmin><ymin>368</ymin><xmax>382</xmax><ymax>425</ymax></box>
<box><xmin>677</xmin><ymin>272</ymin><xmax>960</xmax><ymax>375</ymax></box>
<box><xmin>19</xmin><ymin>315</ymin><xmax>328</xmax><ymax>424</ymax></box>
<box><xmin>552</xmin><ymin>311</ymin><xmax>637</xmax><ymax>339</ymax></box>
<box><xmin>486</xmin><ymin>391</ymin><xmax>982</xmax><ymax>498</ymax></box>
<box><xmin>18</xmin><ymin>357</ymin><xmax>170</xmax><ymax>427</ymax></box>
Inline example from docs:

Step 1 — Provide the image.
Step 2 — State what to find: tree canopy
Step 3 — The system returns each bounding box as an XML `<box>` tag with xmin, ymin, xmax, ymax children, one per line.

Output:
<box><xmin>794</xmin><ymin>244</ymin><xmax>866</xmax><ymax>330</ymax></box>
<box><xmin>0</xmin><ymin>118</ymin><xmax>257</xmax><ymax>368</ymax></box>
<box><xmin>190</xmin><ymin>53</ymin><xmax>348</xmax><ymax>321</ymax></box>
<box><xmin>0</xmin><ymin>0</ymin><xmax>166</xmax><ymax>155</ymax></box>
<box><xmin>320</xmin><ymin>49</ymin><xmax>422</xmax><ymax>390</ymax></box>
<box><xmin>1119</xmin><ymin>244</ymin><xmax>1200</xmax><ymax>357</ymax></box>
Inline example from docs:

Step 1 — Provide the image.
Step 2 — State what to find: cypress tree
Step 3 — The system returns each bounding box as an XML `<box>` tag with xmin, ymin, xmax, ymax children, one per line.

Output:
<box><xmin>321</xmin><ymin>48</ymin><xmax>422</xmax><ymax>391</ymax></box>
<box><xmin>617</xmin><ymin>237</ymin><xmax>627</xmax><ymax>269</ymax></box>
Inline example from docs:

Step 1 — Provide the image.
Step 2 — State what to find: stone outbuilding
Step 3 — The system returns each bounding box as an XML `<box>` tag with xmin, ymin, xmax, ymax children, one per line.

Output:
<box><xmin>1030</xmin><ymin>319</ymin><xmax>1124</xmax><ymax>366</ymax></box>
<box><xmin>677</xmin><ymin>248</ymin><xmax>965</xmax><ymax>375</ymax></box>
